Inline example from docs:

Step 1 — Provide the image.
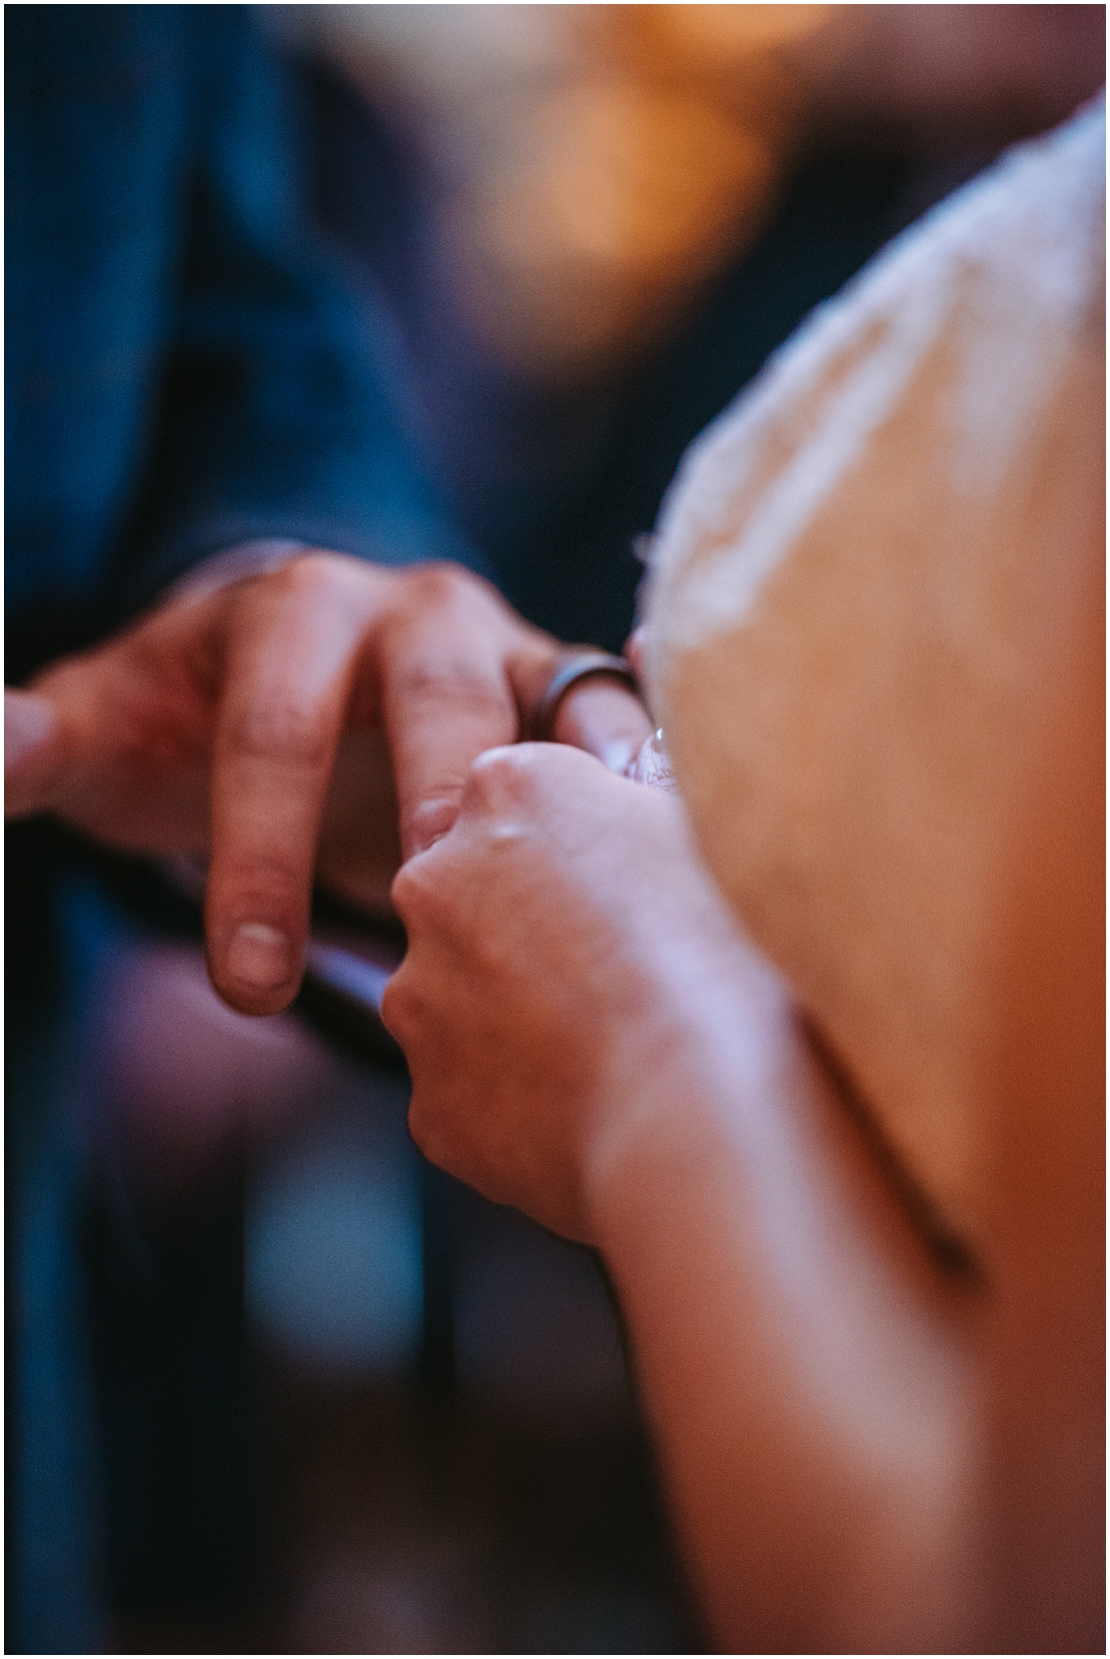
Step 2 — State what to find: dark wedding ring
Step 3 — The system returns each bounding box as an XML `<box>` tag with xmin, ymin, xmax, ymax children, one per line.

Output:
<box><xmin>532</xmin><ymin>652</ymin><xmax>640</xmax><ymax>742</ymax></box>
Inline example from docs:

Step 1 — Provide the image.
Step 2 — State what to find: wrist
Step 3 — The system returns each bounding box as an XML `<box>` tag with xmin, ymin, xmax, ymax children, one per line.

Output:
<box><xmin>579</xmin><ymin>926</ymin><xmax>794</xmax><ymax>1248</ymax></box>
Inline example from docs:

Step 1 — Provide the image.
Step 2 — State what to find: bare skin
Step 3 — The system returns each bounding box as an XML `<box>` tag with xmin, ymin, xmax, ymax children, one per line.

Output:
<box><xmin>383</xmin><ymin>743</ymin><xmax>978</xmax><ymax>1652</ymax></box>
<box><xmin>4</xmin><ymin>553</ymin><xmax>651</xmax><ymax>1017</ymax></box>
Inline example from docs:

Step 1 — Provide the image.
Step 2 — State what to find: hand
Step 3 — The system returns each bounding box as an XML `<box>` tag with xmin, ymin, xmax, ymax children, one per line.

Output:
<box><xmin>5</xmin><ymin>554</ymin><xmax>650</xmax><ymax>1015</ymax></box>
<box><xmin>382</xmin><ymin>742</ymin><xmax>782</xmax><ymax>1241</ymax></box>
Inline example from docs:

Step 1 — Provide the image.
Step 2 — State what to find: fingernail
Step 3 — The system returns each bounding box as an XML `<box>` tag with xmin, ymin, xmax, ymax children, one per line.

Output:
<box><xmin>598</xmin><ymin>738</ymin><xmax>638</xmax><ymax>775</ymax></box>
<box><xmin>226</xmin><ymin>923</ymin><xmax>296</xmax><ymax>988</ymax></box>
<box><xmin>405</xmin><ymin>798</ymin><xmax>458</xmax><ymax>860</ymax></box>
<box><xmin>5</xmin><ymin>692</ymin><xmax>55</xmax><ymax>770</ymax></box>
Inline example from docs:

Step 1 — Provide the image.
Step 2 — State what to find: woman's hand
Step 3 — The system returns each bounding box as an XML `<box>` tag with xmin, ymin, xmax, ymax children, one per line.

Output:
<box><xmin>384</xmin><ymin>739</ymin><xmax>982</xmax><ymax>1654</ymax></box>
<box><xmin>383</xmin><ymin>741</ymin><xmax>781</xmax><ymax>1241</ymax></box>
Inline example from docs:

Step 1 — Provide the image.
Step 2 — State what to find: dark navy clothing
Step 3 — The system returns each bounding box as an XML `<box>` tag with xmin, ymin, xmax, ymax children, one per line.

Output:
<box><xmin>6</xmin><ymin>10</ymin><xmax>920</xmax><ymax>1648</ymax></box>
<box><xmin>6</xmin><ymin>10</ymin><xmax>472</xmax><ymax>1650</ymax></box>
<box><xmin>6</xmin><ymin>3</ymin><xmax>474</xmax><ymax>685</ymax></box>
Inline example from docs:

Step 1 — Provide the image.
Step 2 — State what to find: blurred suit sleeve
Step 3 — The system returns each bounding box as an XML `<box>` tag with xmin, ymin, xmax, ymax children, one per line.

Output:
<box><xmin>6</xmin><ymin>3</ymin><xmax>478</xmax><ymax>687</ymax></box>
<box><xmin>6</xmin><ymin>11</ymin><xmax>479</xmax><ymax>1650</ymax></box>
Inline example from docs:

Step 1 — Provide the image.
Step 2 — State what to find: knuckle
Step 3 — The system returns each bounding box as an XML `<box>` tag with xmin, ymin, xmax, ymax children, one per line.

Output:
<box><xmin>465</xmin><ymin>744</ymin><xmax>539</xmax><ymax>812</ymax></box>
<box><xmin>389</xmin><ymin>860</ymin><xmax>424</xmax><ymax>922</ymax></box>
<box><xmin>400</xmin><ymin>562</ymin><xmax>532</xmax><ymax>636</ymax></box>
<box><xmin>214</xmin><ymin>850</ymin><xmax>305</xmax><ymax>915</ymax></box>
<box><xmin>247</xmin><ymin>549</ymin><xmax>386</xmax><ymax>623</ymax></box>
<box><xmin>266</xmin><ymin>550</ymin><xmax>350</xmax><ymax>603</ymax></box>
<box><xmin>404</xmin><ymin>561</ymin><xmax>485</xmax><ymax>611</ymax></box>
<box><xmin>381</xmin><ymin>976</ymin><xmax>439</xmax><ymax>1081</ymax></box>
<box><xmin>394</xmin><ymin>659</ymin><xmax>512</xmax><ymax>724</ymax></box>
<box><xmin>390</xmin><ymin>839</ymin><xmax>453</xmax><ymax>922</ymax></box>
<box><xmin>224</xmin><ymin>699</ymin><xmax>332</xmax><ymax>770</ymax></box>
<box><xmin>403</xmin><ymin>793</ymin><xmax>462</xmax><ymax>856</ymax></box>
<box><xmin>378</xmin><ymin>972</ymin><xmax>411</xmax><ymax>1042</ymax></box>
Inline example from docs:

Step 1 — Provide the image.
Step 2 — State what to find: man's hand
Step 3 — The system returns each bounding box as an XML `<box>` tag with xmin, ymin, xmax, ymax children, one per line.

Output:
<box><xmin>382</xmin><ymin>742</ymin><xmax>781</xmax><ymax>1241</ymax></box>
<box><xmin>5</xmin><ymin>554</ymin><xmax>650</xmax><ymax>1016</ymax></box>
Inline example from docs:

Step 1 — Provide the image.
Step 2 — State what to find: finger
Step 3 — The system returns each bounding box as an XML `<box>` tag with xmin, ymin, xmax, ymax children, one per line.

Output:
<box><xmin>7</xmin><ymin>592</ymin><xmax>231</xmax><ymax>850</ymax></box>
<box><xmin>380</xmin><ymin>567</ymin><xmax>558</xmax><ymax>859</ymax></box>
<box><xmin>5</xmin><ymin>592</ymin><xmax>223</xmax><ymax>837</ymax></box>
<box><xmin>5</xmin><ymin>688</ymin><xmax>61</xmax><ymax>814</ymax></box>
<box><xmin>4</xmin><ymin>656</ymin><xmax>131</xmax><ymax>822</ymax></box>
<box><xmin>315</xmin><ymin>726</ymin><xmax>403</xmax><ymax>914</ymax></box>
<box><xmin>205</xmin><ymin>558</ymin><xmax>389</xmax><ymax>1015</ymax></box>
<box><xmin>552</xmin><ymin>679</ymin><xmax>653</xmax><ymax>774</ymax></box>
<box><xmin>624</xmin><ymin>626</ymin><xmax>649</xmax><ymax>682</ymax></box>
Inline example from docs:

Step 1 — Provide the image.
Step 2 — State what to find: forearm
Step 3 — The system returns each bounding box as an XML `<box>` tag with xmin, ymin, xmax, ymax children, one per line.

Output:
<box><xmin>384</xmin><ymin>749</ymin><xmax>981</xmax><ymax>1647</ymax></box>
<box><xmin>584</xmin><ymin>976</ymin><xmax>978</xmax><ymax>1652</ymax></box>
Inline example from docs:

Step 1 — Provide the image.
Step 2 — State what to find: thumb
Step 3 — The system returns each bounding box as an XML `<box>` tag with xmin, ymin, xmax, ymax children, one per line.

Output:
<box><xmin>5</xmin><ymin>688</ymin><xmax>60</xmax><ymax>815</ymax></box>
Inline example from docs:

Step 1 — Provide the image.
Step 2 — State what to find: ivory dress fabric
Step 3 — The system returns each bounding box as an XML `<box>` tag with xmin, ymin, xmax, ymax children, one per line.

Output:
<box><xmin>645</xmin><ymin>99</ymin><xmax>1105</xmax><ymax>1248</ymax></box>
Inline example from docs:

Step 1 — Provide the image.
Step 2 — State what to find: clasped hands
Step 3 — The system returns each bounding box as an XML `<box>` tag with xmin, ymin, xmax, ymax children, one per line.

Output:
<box><xmin>6</xmin><ymin>550</ymin><xmax>788</xmax><ymax>1245</ymax></box>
